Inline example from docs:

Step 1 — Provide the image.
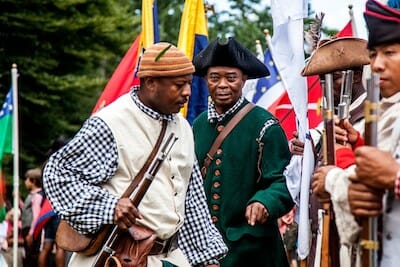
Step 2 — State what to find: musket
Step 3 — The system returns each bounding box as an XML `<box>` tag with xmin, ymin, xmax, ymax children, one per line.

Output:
<box><xmin>322</xmin><ymin>73</ymin><xmax>336</xmax><ymax>167</ymax></box>
<box><xmin>360</xmin><ymin>72</ymin><xmax>380</xmax><ymax>267</ymax></box>
<box><xmin>337</xmin><ymin>70</ymin><xmax>354</xmax><ymax>145</ymax></box>
<box><xmin>320</xmin><ymin>73</ymin><xmax>336</xmax><ymax>267</ymax></box>
<box><xmin>91</xmin><ymin>133</ymin><xmax>178</xmax><ymax>267</ymax></box>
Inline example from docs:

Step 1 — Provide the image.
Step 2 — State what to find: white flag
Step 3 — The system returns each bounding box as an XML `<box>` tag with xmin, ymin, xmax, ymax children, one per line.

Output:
<box><xmin>271</xmin><ymin>0</ymin><xmax>315</xmax><ymax>260</ymax></box>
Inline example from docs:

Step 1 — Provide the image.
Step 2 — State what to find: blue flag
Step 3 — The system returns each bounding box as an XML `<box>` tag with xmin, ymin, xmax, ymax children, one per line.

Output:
<box><xmin>252</xmin><ymin>47</ymin><xmax>282</xmax><ymax>103</ymax></box>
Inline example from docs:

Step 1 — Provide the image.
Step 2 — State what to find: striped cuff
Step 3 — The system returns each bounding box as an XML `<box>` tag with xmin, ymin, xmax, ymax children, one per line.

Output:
<box><xmin>395</xmin><ymin>170</ymin><xmax>400</xmax><ymax>199</ymax></box>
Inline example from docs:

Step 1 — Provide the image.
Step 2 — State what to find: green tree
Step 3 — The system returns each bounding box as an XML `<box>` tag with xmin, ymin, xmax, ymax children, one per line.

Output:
<box><xmin>207</xmin><ymin>0</ymin><xmax>273</xmax><ymax>51</ymax></box>
<box><xmin>0</xmin><ymin>0</ymin><xmax>138</xmax><ymax>178</ymax></box>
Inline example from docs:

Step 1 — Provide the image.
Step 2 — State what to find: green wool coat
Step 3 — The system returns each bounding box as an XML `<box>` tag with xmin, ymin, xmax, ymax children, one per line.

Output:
<box><xmin>193</xmin><ymin>100</ymin><xmax>294</xmax><ymax>267</ymax></box>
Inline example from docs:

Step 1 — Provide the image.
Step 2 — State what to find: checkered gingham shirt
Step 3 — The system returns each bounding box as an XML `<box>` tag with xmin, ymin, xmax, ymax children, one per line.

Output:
<box><xmin>43</xmin><ymin>87</ymin><xmax>227</xmax><ymax>266</ymax></box>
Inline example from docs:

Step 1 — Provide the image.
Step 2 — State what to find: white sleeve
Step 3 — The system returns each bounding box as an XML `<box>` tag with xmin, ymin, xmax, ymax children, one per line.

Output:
<box><xmin>325</xmin><ymin>165</ymin><xmax>361</xmax><ymax>245</ymax></box>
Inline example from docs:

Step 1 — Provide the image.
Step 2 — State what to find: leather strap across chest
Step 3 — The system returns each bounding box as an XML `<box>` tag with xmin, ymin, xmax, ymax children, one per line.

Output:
<box><xmin>201</xmin><ymin>103</ymin><xmax>255</xmax><ymax>178</ymax></box>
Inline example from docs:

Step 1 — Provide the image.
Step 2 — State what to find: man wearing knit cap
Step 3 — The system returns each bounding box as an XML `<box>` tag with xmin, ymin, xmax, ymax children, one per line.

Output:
<box><xmin>192</xmin><ymin>37</ymin><xmax>294</xmax><ymax>267</ymax></box>
<box><xmin>43</xmin><ymin>42</ymin><xmax>227</xmax><ymax>267</ymax></box>
<box><xmin>346</xmin><ymin>0</ymin><xmax>400</xmax><ymax>266</ymax></box>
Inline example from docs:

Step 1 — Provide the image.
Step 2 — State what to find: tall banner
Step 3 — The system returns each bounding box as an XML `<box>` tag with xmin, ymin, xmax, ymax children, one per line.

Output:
<box><xmin>272</xmin><ymin>3</ymin><xmax>357</xmax><ymax>260</ymax></box>
<box><xmin>275</xmin><ymin>5</ymin><xmax>357</xmax><ymax>139</ymax></box>
<box><xmin>177</xmin><ymin>0</ymin><xmax>209</xmax><ymax>124</ymax></box>
<box><xmin>270</xmin><ymin>0</ymin><xmax>312</xmax><ymax>260</ymax></box>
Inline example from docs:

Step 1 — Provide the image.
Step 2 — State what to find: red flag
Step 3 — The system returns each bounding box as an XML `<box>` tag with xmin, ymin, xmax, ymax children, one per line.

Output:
<box><xmin>273</xmin><ymin>21</ymin><xmax>354</xmax><ymax>139</ymax></box>
<box><xmin>92</xmin><ymin>34</ymin><xmax>141</xmax><ymax>114</ymax></box>
<box><xmin>336</xmin><ymin>20</ymin><xmax>353</xmax><ymax>37</ymax></box>
<box><xmin>275</xmin><ymin>76</ymin><xmax>322</xmax><ymax>139</ymax></box>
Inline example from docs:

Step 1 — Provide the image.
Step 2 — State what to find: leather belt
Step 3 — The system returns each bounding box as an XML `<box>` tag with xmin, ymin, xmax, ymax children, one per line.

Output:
<box><xmin>149</xmin><ymin>233</ymin><xmax>178</xmax><ymax>255</ymax></box>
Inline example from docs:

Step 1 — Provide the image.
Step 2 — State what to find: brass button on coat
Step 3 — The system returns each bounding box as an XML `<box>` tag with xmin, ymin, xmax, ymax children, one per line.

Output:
<box><xmin>213</xmin><ymin>181</ymin><xmax>220</xmax><ymax>188</ymax></box>
<box><xmin>212</xmin><ymin>193</ymin><xmax>220</xmax><ymax>200</ymax></box>
<box><xmin>216</xmin><ymin>148</ymin><xmax>223</xmax><ymax>154</ymax></box>
<box><xmin>217</xmin><ymin>125</ymin><xmax>224</xmax><ymax>132</ymax></box>
<box><xmin>215</xmin><ymin>159</ymin><xmax>222</xmax><ymax>165</ymax></box>
<box><xmin>214</xmin><ymin>169</ymin><xmax>221</xmax><ymax>176</ymax></box>
<box><xmin>212</xmin><ymin>204</ymin><xmax>219</xmax><ymax>211</ymax></box>
<box><xmin>211</xmin><ymin>216</ymin><xmax>218</xmax><ymax>223</ymax></box>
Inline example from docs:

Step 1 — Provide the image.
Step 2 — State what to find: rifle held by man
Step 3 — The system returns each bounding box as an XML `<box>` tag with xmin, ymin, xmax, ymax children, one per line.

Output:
<box><xmin>92</xmin><ymin>133</ymin><xmax>178</xmax><ymax>267</ymax></box>
<box><xmin>360</xmin><ymin>72</ymin><xmax>380</xmax><ymax>267</ymax></box>
<box><xmin>320</xmin><ymin>73</ymin><xmax>336</xmax><ymax>267</ymax></box>
<box><xmin>337</xmin><ymin>70</ymin><xmax>354</xmax><ymax>145</ymax></box>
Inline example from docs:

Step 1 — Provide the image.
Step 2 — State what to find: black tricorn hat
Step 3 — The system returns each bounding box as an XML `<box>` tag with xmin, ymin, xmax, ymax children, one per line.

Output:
<box><xmin>364</xmin><ymin>0</ymin><xmax>400</xmax><ymax>49</ymax></box>
<box><xmin>193</xmin><ymin>37</ymin><xmax>270</xmax><ymax>79</ymax></box>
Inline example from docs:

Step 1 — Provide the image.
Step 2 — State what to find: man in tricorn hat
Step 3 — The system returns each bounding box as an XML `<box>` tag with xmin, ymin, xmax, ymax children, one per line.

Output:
<box><xmin>307</xmin><ymin>0</ymin><xmax>400</xmax><ymax>266</ymax></box>
<box><xmin>292</xmin><ymin>36</ymin><xmax>370</xmax><ymax>267</ymax></box>
<box><xmin>346</xmin><ymin>0</ymin><xmax>400</xmax><ymax>266</ymax></box>
<box><xmin>192</xmin><ymin>37</ymin><xmax>294</xmax><ymax>267</ymax></box>
<box><xmin>292</xmin><ymin>37</ymin><xmax>369</xmax><ymax>158</ymax></box>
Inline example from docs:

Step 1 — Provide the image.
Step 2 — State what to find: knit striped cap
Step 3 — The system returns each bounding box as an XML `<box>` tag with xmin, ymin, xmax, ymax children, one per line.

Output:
<box><xmin>137</xmin><ymin>42</ymin><xmax>195</xmax><ymax>77</ymax></box>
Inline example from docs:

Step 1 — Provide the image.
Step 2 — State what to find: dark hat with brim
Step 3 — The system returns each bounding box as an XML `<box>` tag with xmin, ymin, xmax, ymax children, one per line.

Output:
<box><xmin>364</xmin><ymin>0</ymin><xmax>400</xmax><ymax>49</ymax></box>
<box><xmin>301</xmin><ymin>37</ymin><xmax>369</xmax><ymax>76</ymax></box>
<box><xmin>193</xmin><ymin>37</ymin><xmax>269</xmax><ymax>79</ymax></box>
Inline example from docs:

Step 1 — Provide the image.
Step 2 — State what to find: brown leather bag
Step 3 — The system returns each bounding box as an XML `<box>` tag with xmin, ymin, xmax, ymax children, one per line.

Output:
<box><xmin>103</xmin><ymin>225</ymin><xmax>157</xmax><ymax>267</ymax></box>
<box><xmin>56</xmin><ymin>221</ymin><xmax>111</xmax><ymax>256</ymax></box>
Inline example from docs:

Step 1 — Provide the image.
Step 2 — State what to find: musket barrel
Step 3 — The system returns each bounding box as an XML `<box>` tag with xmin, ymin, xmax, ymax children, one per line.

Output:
<box><xmin>361</xmin><ymin>72</ymin><xmax>380</xmax><ymax>267</ymax></box>
<box><xmin>319</xmin><ymin>73</ymin><xmax>337</xmax><ymax>267</ymax></box>
<box><xmin>323</xmin><ymin>73</ymin><xmax>336</xmax><ymax>165</ymax></box>
<box><xmin>338</xmin><ymin>70</ymin><xmax>354</xmax><ymax>145</ymax></box>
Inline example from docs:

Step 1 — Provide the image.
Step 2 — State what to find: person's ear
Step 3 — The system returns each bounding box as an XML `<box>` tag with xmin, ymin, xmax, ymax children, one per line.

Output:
<box><xmin>240</xmin><ymin>74</ymin><xmax>248</xmax><ymax>88</ymax></box>
<box><xmin>143</xmin><ymin>77</ymin><xmax>157</xmax><ymax>91</ymax></box>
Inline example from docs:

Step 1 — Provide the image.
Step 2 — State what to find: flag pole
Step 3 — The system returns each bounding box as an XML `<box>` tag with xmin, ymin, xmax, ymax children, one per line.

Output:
<box><xmin>11</xmin><ymin>63</ymin><xmax>19</xmax><ymax>267</ymax></box>
<box><xmin>348</xmin><ymin>4</ymin><xmax>358</xmax><ymax>38</ymax></box>
<box><xmin>263</xmin><ymin>29</ymin><xmax>289</xmax><ymax>93</ymax></box>
<box><xmin>255</xmin><ymin>39</ymin><xmax>264</xmax><ymax>61</ymax></box>
<box><xmin>266</xmin><ymin>28</ymin><xmax>308</xmax><ymax>267</ymax></box>
<box><xmin>242</xmin><ymin>39</ymin><xmax>264</xmax><ymax>98</ymax></box>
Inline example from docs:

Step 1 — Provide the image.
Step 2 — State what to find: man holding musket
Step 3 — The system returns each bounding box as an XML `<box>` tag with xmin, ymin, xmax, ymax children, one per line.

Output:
<box><xmin>297</xmin><ymin>36</ymin><xmax>370</xmax><ymax>267</ymax></box>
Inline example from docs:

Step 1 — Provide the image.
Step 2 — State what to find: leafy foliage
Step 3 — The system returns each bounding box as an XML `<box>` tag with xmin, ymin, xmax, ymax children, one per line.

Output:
<box><xmin>0</xmin><ymin>0</ymin><xmax>137</xmax><ymax>177</ymax></box>
<box><xmin>208</xmin><ymin>0</ymin><xmax>273</xmax><ymax>51</ymax></box>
